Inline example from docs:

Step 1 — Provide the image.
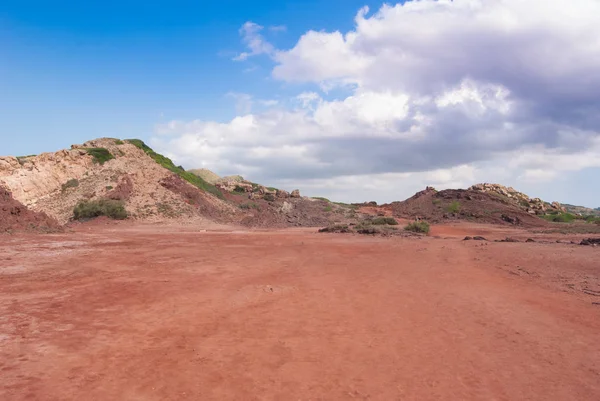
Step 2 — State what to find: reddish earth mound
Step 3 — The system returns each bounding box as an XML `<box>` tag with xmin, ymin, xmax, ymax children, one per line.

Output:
<box><xmin>0</xmin><ymin>187</ymin><xmax>62</xmax><ymax>233</ymax></box>
<box><xmin>384</xmin><ymin>187</ymin><xmax>548</xmax><ymax>228</ymax></box>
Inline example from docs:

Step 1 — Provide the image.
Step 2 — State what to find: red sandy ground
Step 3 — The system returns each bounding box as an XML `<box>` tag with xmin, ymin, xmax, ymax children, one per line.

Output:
<box><xmin>1</xmin><ymin>222</ymin><xmax>599</xmax><ymax>400</ymax></box>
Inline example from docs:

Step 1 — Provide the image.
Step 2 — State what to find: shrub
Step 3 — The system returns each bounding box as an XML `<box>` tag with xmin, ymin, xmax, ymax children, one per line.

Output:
<box><xmin>73</xmin><ymin>199</ymin><xmax>128</xmax><ymax>220</ymax></box>
<box><xmin>371</xmin><ymin>217</ymin><xmax>398</xmax><ymax>226</ymax></box>
<box><xmin>61</xmin><ymin>178</ymin><xmax>79</xmax><ymax>191</ymax></box>
<box><xmin>264</xmin><ymin>193</ymin><xmax>276</xmax><ymax>202</ymax></box>
<box><xmin>324</xmin><ymin>205</ymin><xmax>333</xmax><ymax>212</ymax></box>
<box><xmin>233</xmin><ymin>185</ymin><xmax>247</xmax><ymax>194</ymax></box>
<box><xmin>404</xmin><ymin>221</ymin><xmax>430</xmax><ymax>234</ymax></box>
<box><xmin>319</xmin><ymin>224</ymin><xmax>351</xmax><ymax>233</ymax></box>
<box><xmin>84</xmin><ymin>148</ymin><xmax>115</xmax><ymax>165</ymax></box>
<box><xmin>105</xmin><ymin>185</ymin><xmax>113</xmax><ymax>190</ymax></box>
<box><xmin>239</xmin><ymin>202</ymin><xmax>259</xmax><ymax>210</ymax></box>
<box><xmin>114</xmin><ymin>139</ymin><xmax>125</xmax><ymax>145</ymax></box>
<box><xmin>447</xmin><ymin>201</ymin><xmax>461</xmax><ymax>213</ymax></box>
<box><xmin>541</xmin><ymin>212</ymin><xmax>576</xmax><ymax>223</ymax></box>
<box><xmin>126</xmin><ymin>139</ymin><xmax>223</xmax><ymax>199</ymax></box>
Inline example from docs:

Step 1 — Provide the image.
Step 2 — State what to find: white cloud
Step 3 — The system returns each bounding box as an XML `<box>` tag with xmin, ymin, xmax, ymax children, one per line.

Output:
<box><xmin>154</xmin><ymin>1</ymin><xmax>600</xmax><ymax>204</ymax></box>
<box><xmin>233</xmin><ymin>22</ymin><xmax>275</xmax><ymax>61</ymax></box>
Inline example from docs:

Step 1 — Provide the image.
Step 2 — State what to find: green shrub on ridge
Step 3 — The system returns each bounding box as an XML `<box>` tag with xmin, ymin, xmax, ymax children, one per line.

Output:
<box><xmin>126</xmin><ymin>139</ymin><xmax>222</xmax><ymax>199</ymax></box>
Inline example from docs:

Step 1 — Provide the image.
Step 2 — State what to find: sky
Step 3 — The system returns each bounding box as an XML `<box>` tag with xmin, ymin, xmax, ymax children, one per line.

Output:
<box><xmin>1</xmin><ymin>0</ymin><xmax>600</xmax><ymax>207</ymax></box>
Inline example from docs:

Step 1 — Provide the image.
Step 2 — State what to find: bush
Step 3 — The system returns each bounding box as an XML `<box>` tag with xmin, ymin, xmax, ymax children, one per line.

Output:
<box><xmin>371</xmin><ymin>217</ymin><xmax>398</xmax><ymax>226</ymax></box>
<box><xmin>404</xmin><ymin>221</ymin><xmax>430</xmax><ymax>234</ymax></box>
<box><xmin>61</xmin><ymin>178</ymin><xmax>79</xmax><ymax>191</ymax></box>
<box><xmin>126</xmin><ymin>139</ymin><xmax>223</xmax><ymax>199</ymax></box>
<box><xmin>541</xmin><ymin>212</ymin><xmax>576</xmax><ymax>223</ymax></box>
<box><xmin>263</xmin><ymin>193</ymin><xmax>276</xmax><ymax>202</ymax></box>
<box><xmin>324</xmin><ymin>205</ymin><xmax>333</xmax><ymax>212</ymax></box>
<box><xmin>73</xmin><ymin>199</ymin><xmax>128</xmax><ymax>220</ymax></box>
<box><xmin>319</xmin><ymin>224</ymin><xmax>351</xmax><ymax>233</ymax></box>
<box><xmin>447</xmin><ymin>201</ymin><xmax>461</xmax><ymax>213</ymax></box>
<box><xmin>84</xmin><ymin>148</ymin><xmax>115</xmax><ymax>165</ymax></box>
<box><xmin>114</xmin><ymin>139</ymin><xmax>125</xmax><ymax>145</ymax></box>
<box><xmin>239</xmin><ymin>202</ymin><xmax>259</xmax><ymax>210</ymax></box>
<box><xmin>233</xmin><ymin>185</ymin><xmax>247</xmax><ymax>194</ymax></box>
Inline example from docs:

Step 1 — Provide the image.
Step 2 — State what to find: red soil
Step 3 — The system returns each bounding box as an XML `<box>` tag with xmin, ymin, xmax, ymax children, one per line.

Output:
<box><xmin>0</xmin><ymin>187</ymin><xmax>62</xmax><ymax>233</ymax></box>
<box><xmin>1</xmin><ymin>222</ymin><xmax>599</xmax><ymax>400</ymax></box>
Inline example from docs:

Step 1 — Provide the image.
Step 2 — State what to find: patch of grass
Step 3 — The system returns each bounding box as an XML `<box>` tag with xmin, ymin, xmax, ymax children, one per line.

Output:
<box><xmin>432</xmin><ymin>199</ymin><xmax>441</xmax><ymax>205</ymax></box>
<box><xmin>73</xmin><ymin>199</ymin><xmax>128</xmax><ymax>220</ymax></box>
<box><xmin>114</xmin><ymin>139</ymin><xmax>125</xmax><ymax>145</ymax></box>
<box><xmin>447</xmin><ymin>201</ymin><xmax>461</xmax><ymax>213</ymax></box>
<box><xmin>313</xmin><ymin>197</ymin><xmax>331</xmax><ymax>202</ymax></box>
<box><xmin>541</xmin><ymin>212</ymin><xmax>576</xmax><ymax>223</ymax></box>
<box><xmin>61</xmin><ymin>178</ymin><xmax>79</xmax><ymax>191</ymax></box>
<box><xmin>404</xmin><ymin>221</ymin><xmax>430</xmax><ymax>234</ymax></box>
<box><xmin>239</xmin><ymin>202</ymin><xmax>259</xmax><ymax>210</ymax></box>
<box><xmin>84</xmin><ymin>148</ymin><xmax>115</xmax><ymax>165</ymax></box>
<box><xmin>105</xmin><ymin>185</ymin><xmax>113</xmax><ymax>190</ymax></box>
<box><xmin>324</xmin><ymin>205</ymin><xmax>333</xmax><ymax>212</ymax></box>
<box><xmin>267</xmin><ymin>187</ymin><xmax>278</xmax><ymax>192</ymax></box>
<box><xmin>371</xmin><ymin>217</ymin><xmax>398</xmax><ymax>225</ymax></box>
<box><xmin>584</xmin><ymin>215</ymin><xmax>600</xmax><ymax>223</ymax></box>
<box><xmin>319</xmin><ymin>224</ymin><xmax>351</xmax><ymax>233</ymax></box>
<box><xmin>126</xmin><ymin>139</ymin><xmax>223</xmax><ymax>199</ymax></box>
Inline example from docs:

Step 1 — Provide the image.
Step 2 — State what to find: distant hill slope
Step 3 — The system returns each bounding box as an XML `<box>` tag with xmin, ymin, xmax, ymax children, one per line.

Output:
<box><xmin>188</xmin><ymin>168</ymin><xmax>221</xmax><ymax>184</ymax></box>
<box><xmin>384</xmin><ymin>187</ymin><xmax>548</xmax><ymax>227</ymax></box>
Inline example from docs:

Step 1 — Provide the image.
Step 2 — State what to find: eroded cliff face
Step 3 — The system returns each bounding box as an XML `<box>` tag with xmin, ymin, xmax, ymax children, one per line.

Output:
<box><xmin>0</xmin><ymin>148</ymin><xmax>94</xmax><ymax>207</ymax></box>
<box><xmin>0</xmin><ymin>138</ymin><xmax>236</xmax><ymax>224</ymax></box>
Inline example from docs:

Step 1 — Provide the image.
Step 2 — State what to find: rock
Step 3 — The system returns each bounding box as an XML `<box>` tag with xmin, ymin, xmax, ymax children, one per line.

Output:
<box><xmin>290</xmin><ymin>189</ymin><xmax>301</xmax><ymax>198</ymax></box>
<box><xmin>581</xmin><ymin>238</ymin><xmax>600</xmax><ymax>246</ymax></box>
<box><xmin>463</xmin><ymin>236</ymin><xmax>473</xmax><ymax>241</ymax></box>
<box><xmin>526</xmin><ymin>238</ymin><xmax>536</xmax><ymax>243</ymax></box>
<box><xmin>280</xmin><ymin>201</ymin><xmax>293</xmax><ymax>214</ymax></box>
<box><xmin>276</xmin><ymin>189</ymin><xmax>290</xmax><ymax>199</ymax></box>
<box><xmin>502</xmin><ymin>237</ymin><xmax>519</xmax><ymax>243</ymax></box>
<box><xmin>473</xmin><ymin>236</ymin><xmax>487</xmax><ymax>241</ymax></box>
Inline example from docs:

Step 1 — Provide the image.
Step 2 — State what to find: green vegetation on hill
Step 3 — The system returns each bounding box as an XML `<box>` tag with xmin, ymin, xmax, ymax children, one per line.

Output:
<box><xmin>73</xmin><ymin>199</ymin><xmax>128</xmax><ymax>220</ymax></box>
<box><xmin>125</xmin><ymin>139</ymin><xmax>222</xmax><ymax>199</ymax></box>
<box><xmin>541</xmin><ymin>212</ymin><xmax>577</xmax><ymax>223</ymax></box>
<box><xmin>84</xmin><ymin>148</ymin><xmax>115</xmax><ymax>165</ymax></box>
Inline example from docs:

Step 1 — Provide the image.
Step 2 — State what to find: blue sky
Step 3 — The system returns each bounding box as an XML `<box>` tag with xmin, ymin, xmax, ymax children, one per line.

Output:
<box><xmin>1</xmin><ymin>0</ymin><xmax>599</xmax><ymax>207</ymax></box>
<box><xmin>1</xmin><ymin>0</ymin><xmax>380</xmax><ymax>154</ymax></box>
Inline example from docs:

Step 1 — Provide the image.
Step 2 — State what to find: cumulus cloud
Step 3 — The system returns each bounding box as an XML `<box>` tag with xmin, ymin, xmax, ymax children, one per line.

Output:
<box><xmin>155</xmin><ymin>0</ymin><xmax>600</xmax><ymax>204</ymax></box>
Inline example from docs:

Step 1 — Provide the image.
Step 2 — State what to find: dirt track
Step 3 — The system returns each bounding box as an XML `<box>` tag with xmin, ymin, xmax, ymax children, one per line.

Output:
<box><xmin>1</xmin><ymin>223</ymin><xmax>599</xmax><ymax>400</ymax></box>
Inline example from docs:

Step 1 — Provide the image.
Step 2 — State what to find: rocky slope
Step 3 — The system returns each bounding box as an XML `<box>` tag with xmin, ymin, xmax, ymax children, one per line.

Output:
<box><xmin>0</xmin><ymin>138</ymin><xmax>238</xmax><ymax>224</ymax></box>
<box><xmin>384</xmin><ymin>187</ymin><xmax>549</xmax><ymax>227</ymax></box>
<box><xmin>0</xmin><ymin>186</ymin><xmax>61</xmax><ymax>232</ymax></box>
<box><xmin>0</xmin><ymin>138</ymin><xmax>352</xmax><ymax>228</ymax></box>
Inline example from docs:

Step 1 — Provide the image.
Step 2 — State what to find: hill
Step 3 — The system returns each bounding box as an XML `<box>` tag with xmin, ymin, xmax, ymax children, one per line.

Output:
<box><xmin>383</xmin><ymin>187</ymin><xmax>548</xmax><ymax>227</ymax></box>
<box><xmin>0</xmin><ymin>138</ymin><xmax>355</xmax><ymax>228</ymax></box>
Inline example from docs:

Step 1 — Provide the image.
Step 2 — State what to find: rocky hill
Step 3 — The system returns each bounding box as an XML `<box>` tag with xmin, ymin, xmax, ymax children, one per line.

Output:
<box><xmin>384</xmin><ymin>187</ymin><xmax>548</xmax><ymax>227</ymax></box>
<box><xmin>0</xmin><ymin>138</ymin><xmax>238</xmax><ymax>225</ymax></box>
<box><xmin>1</xmin><ymin>138</ymin><xmax>355</xmax><ymax>229</ymax></box>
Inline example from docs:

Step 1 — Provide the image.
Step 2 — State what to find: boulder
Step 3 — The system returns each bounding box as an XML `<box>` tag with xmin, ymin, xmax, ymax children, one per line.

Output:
<box><xmin>291</xmin><ymin>189</ymin><xmax>301</xmax><ymax>198</ymax></box>
<box><xmin>276</xmin><ymin>189</ymin><xmax>290</xmax><ymax>199</ymax></box>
